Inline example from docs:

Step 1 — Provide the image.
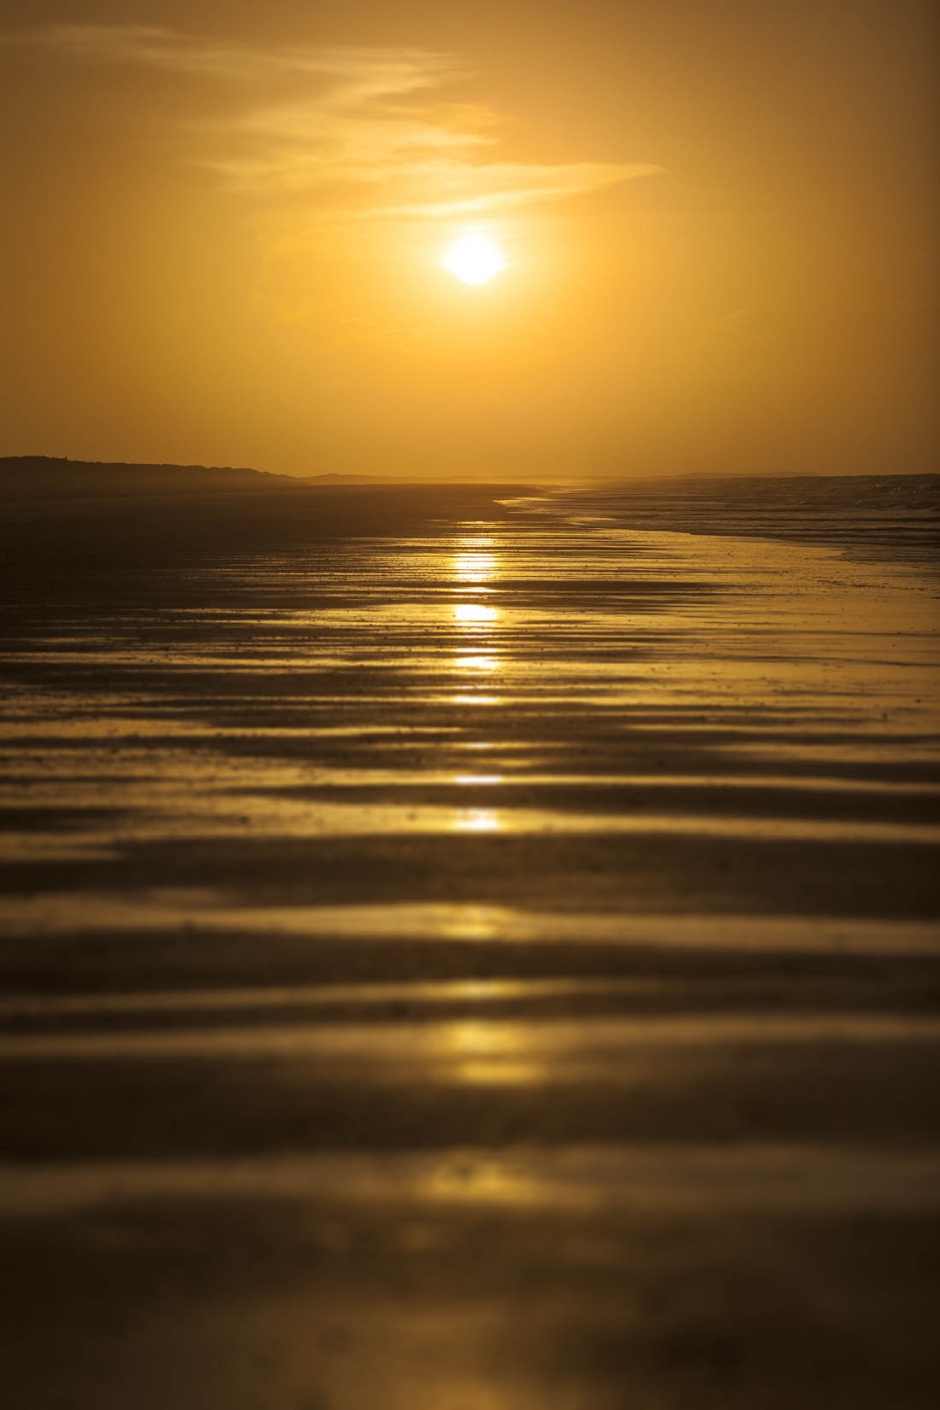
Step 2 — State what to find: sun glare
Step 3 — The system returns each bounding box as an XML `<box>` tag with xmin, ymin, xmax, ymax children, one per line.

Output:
<box><xmin>443</xmin><ymin>235</ymin><xmax>507</xmax><ymax>285</ymax></box>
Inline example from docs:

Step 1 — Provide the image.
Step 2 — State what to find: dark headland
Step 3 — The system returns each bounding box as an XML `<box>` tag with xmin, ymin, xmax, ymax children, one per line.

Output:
<box><xmin>0</xmin><ymin>457</ymin><xmax>538</xmax><ymax>587</ymax></box>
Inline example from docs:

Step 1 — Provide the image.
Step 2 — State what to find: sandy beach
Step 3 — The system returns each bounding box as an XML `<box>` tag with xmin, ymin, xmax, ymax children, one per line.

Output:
<box><xmin>1</xmin><ymin>476</ymin><xmax>938</xmax><ymax>1409</ymax></box>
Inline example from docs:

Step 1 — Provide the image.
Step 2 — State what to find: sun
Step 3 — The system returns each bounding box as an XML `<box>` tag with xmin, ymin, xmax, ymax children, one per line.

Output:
<box><xmin>443</xmin><ymin>235</ymin><xmax>507</xmax><ymax>285</ymax></box>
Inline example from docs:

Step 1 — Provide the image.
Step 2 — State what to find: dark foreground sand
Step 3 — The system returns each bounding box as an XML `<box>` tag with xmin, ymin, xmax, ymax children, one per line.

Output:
<box><xmin>1</xmin><ymin>476</ymin><xmax>938</xmax><ymax>1408</ymax></box>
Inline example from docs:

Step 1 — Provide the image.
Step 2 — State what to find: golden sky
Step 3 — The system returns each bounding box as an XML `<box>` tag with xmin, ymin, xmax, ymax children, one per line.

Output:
<box><xmin>1</xmin><ymin>1</ymin><xmax>937</xmax><ymax>479</ymax></box>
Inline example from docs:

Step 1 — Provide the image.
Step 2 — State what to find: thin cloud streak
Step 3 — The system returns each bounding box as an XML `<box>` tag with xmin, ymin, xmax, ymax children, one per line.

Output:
<box><xmin>30</xmin><ymin>25</ymin><xmax>661</xmax><ymax>221</ymax></box>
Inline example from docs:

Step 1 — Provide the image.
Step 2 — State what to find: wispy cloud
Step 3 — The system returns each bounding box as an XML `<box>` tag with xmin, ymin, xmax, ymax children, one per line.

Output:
<box><xmin>32</xmin><ymin>25</ymin><xmax>661</xmax><ymax>221</ymax></box>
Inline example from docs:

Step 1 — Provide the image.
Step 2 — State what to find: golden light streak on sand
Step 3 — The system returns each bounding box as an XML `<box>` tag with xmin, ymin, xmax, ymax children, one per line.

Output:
<box><xmin>453</xmin><ymin>807</ymin><xmax>502</xmax><ymax>833</ymax></box>
<box><xmin>453</xmin><ymin>602</ymin><xmax>499</xmax><ymax>625</ymax></box>
<box><xmin>435</xmin><ymin>1015</ymin><xmax>542</xmax><ymax>1088</ymax></box>
<box><xmin>452</xmin><ymin>551</ymin><xmax>498</xmax><ymax>585</ymax></box>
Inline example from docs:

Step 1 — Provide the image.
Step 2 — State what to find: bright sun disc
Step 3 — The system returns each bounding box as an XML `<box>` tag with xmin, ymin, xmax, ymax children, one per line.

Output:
<box><xmin>444</xmin><ymin>235</ymin><xmax>506</xmax><ymax>285</ymax></box>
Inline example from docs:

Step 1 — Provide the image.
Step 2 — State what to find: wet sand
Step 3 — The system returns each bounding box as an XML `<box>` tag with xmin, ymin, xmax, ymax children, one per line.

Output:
<box><xmin>1</xmin><ymin>478</ymin><xmax>938</xmax><ymax>1408</ymax></box>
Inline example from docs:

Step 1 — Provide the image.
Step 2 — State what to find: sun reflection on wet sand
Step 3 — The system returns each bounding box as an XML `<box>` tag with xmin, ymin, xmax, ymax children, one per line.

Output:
<box><xmin>436</xmin><ymin>1017</ymin><xmax>543</xmax><ymax>1087</ymax></box>
<box><xmin>452</xmin><ymin>532</ymin><xmax>499</xmax><ymax>585</ymax></box>
<box><xmin>447</xmin><ymin>693</ymin><xmax>502</xmax><ymax>706</ymax></box>
<box><xmin>453</xmin><ymin>602</ymin><xmax>499</xmax><ymax>625</ymax></box>
<box><xmin>452</xmin><ymin>552</ymin><xmax>498</xmax><ymax>587</ymax></box>
<box><xmin>452</xmin><ymin>651</ymin><xmax>499</xmax><ymax>673</ymax></box>
<box><xmin>453</xmin><ymin>807</ymin><xmax>502</xmax><ymax>833</ymax></box>
<box><xmin>450</xmin><ymin>531</ymin><xmax>505</xmax><ymax>715</ymax></box>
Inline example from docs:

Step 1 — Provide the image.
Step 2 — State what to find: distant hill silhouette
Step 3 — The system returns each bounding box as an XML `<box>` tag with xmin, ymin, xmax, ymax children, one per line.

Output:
<box><xmin>0</xmin><ymin>456</ymin><xmax>299</xmax><ymax>500</ymax></box>
<box><xmin>0</xmin><ymin>457</ymin><xmax>535</xmax><ymax>593</ymax></box>
<box><xmin>0</xmin><ymin>457</ymin><xmax>528</xmax><ymax>494</ymax></box>
<box><xmin>303</xmin><ymin>472</ymin><xmax>384</xmax><ymax>485</ymax></box>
